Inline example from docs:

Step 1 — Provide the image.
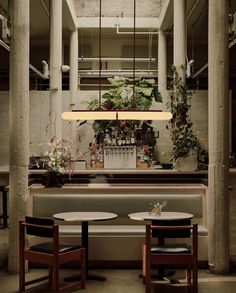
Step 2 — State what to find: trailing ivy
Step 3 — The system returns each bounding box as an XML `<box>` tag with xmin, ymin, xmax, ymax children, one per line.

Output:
<box><xmin>166</xmin><ymin>66</ymin><xmax>200</xmax><ymax>161</ymax></box>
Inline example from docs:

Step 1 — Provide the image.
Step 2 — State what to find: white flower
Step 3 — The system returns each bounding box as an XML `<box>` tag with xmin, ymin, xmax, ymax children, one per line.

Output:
<box><xmin>42</xmin><ymin>137</ymin><xmax>74</xmax><ymax>175</ymax></box>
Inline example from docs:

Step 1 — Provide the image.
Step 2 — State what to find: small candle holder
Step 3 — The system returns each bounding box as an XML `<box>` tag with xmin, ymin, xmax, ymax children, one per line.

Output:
<box><xmin>148</xmin><ymin>201</ymin><xmax>167</xmax><ymax>216</ymax></box>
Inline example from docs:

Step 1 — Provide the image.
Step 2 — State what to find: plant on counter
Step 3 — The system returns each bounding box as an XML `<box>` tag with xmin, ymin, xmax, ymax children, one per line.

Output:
<box><xmin>166</xmin><ymin>66</ymin><xmax>201</xmax><ymax>163</ymax></box>
<box><xmin>82</xmin><ymin>75</ymin><xmax>162</xmax><ymax>145</ymax></box>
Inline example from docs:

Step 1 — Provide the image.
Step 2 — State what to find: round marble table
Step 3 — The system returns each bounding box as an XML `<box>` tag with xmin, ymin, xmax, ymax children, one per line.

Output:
<box><xmin>53</xmin><ymin>211</ymin><xmax>117</xmax><ymax>281</ymax></box>
<box><xmin>128</xmin><ymin>211</ymin><xmax>194</xmax><ymax>221</ymax></box>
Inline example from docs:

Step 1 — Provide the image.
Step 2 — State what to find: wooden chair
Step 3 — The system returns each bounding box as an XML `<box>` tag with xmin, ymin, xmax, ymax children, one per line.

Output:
<box><xmin>143</xmin><ymin>224</ymin><xmax>198</xmax><ymax>293</ymax></box>
<box><xmin>19</xmin><ymin>216</ymin><xmax>85</xmax><ymax>292</ymax></box>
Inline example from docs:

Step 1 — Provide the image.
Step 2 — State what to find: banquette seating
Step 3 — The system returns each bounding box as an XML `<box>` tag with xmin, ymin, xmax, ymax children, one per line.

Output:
<box><xmin>29</xmin><ymin>184</ymin><xmax>208</xmax><ymax>263</ymax></box>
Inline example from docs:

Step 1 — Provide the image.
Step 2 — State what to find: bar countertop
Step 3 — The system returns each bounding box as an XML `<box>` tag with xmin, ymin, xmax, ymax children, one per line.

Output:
<box><xmin>0</xmin><ymin>165</ymin><xmax>209</xmax><ymax>175</ymax></box>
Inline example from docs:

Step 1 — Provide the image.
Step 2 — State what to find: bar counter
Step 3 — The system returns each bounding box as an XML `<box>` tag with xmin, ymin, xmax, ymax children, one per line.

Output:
<box><xmin>1</xmin><ymin>165</ymin><xmax>208</xmax><ymax>185</ymax></box>
<box><xmin>29</xmin><ymin>168</ymin><xmax>208</xmax><ymax>185</ymax></box>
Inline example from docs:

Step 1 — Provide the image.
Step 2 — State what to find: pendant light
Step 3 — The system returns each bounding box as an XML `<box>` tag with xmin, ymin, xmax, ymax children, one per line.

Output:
<box><xmin>62</xmin><ymin>0</ymin><xmax>172</xmax><ymax>121</ymax></box>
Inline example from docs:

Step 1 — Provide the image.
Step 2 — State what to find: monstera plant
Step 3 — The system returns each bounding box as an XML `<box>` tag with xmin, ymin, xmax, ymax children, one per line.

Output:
<box><xmin>84</xmin><ymin>75</ymin><xmax>162</xmax><ymax>145</ymax></box>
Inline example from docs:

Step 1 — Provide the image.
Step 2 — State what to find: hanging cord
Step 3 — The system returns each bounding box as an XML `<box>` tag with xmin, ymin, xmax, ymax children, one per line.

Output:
<box><xmin>132</xmin><ymin>0</ymin><xmax>136</xmax><ymax>109</ymax></box>
<box><xmin>99</xmin><ymin>0</ymin><xmax>102</xmax><ymax>109</ymax></box>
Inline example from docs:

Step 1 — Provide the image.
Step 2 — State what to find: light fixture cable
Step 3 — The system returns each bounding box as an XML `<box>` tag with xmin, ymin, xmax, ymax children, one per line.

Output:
<box><xmin>62</xmin><ymin>0</ymin><xmax>172</xmax><ymax>121</ymax></box>
<box><xmin>132</xmin><ymin>0</ymin><xmax>136</xmax><ymax>109</ymax></box>
<box><xmin>99</xmin><ymin>0</ymin><xmax>102</xmax><ymax>109</ymax></box>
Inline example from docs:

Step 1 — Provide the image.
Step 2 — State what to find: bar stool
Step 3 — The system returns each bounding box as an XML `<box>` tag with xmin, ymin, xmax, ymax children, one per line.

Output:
<box><xmin>0</xmin><ymin>186</ymin><xmax>8</xmax><ymax>228</ymax></box>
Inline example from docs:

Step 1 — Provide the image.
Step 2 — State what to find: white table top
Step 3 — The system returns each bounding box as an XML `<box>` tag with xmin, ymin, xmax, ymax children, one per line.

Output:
<box><xmin>128</xmin><ymin>211</ymin><xmax>194</xmax><ymax>221</ymax></box>
<box><xmin>53</xmin><ymin>211</ymin><xmax>117</xmax><ymax>222</ymax></box>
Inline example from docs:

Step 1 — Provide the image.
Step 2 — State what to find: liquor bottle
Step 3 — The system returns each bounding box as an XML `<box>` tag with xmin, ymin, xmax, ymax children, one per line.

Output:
<box><xmin>98</xmin><ymin>145</ymin><xmax>104</xmax><ymax>164</ymax></box>
<box><xmin>90</xmin><ymin>154</ymin><xmax>96</xmax><ymax>168</ymax></box>
<box><xmin>130</xmin><ymin>131</ymin><xmax>135</xmax><ymax>145</ymax></box>
<box><xmin>117</xmin><ymin>132</ymin><xmax>122</xmax><ymax>146</ymax></box>
<box><xmin>111</xmin><ymin>131</ymin><xmax>117</xmax><ymax>146</ymax></box>
<box><xmin>126</xmin><ymin>132</ymin><xmax>131</xmax><ymax>145</ymax></box>
<box><xmin>104</xmin><ymin>129</ymin><xmax>111</xmax><ymax>146</ymax></box>
<box><xmin>121</xmin><ymin>131</ymin><xmax>125</xmax><ymax>146</ymax></box>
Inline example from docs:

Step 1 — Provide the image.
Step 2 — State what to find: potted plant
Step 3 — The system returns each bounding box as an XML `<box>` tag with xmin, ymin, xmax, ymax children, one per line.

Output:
<box><xmin>37</xmin><ymin>136</ymin><xmax>74</xmax><ymax>187</ymax></box>
<box><xmin>84</xmin><ymin>75</ymin><xmax>162</xmax><ymax>146</ymax></box>
<box><xmin>166</xmin><ymin>66</ymin><xmax>200</xmax><ymax>171</ymax></box>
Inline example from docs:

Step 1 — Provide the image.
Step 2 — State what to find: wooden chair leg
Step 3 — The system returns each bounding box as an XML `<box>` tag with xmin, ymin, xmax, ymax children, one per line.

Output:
<box><xmin>53</xmin><ymin>264</ymin><xmax>59</xmax><ymax>293</ymax></box>
<box><xmin>19</xmin><ymin>222</ymin><xmax>25</xmax><ymax>292</ymax></box>
<box><xmin>145</xmin><ymin>247</ymin><xmax>151</xmax><ymax>293</ymax></box>
<box><xmin>19</xmin><ymin>258</ymin><xmax>25</xmax><ymax>292</ymax></box>
<box><xmin>192</xmin><ymin>265</ymin><xmax>198</xmax><ymax>293</ymax></box>
<box><xmin>145</xmin><ymin>270</ymin><xmax>151</xmax><ymax>293</ymax></box>
<box><xmin>142</xmin><ymin>244</ymin><xmax>146</xmax><ymax>284</ymax></box>
<box><xmin>186</xmin><ymin>267</ymin><xmax>191</xmax><ymax>286</ymax></box>
<box><xmin>81</xmin><ymin>248</ymin><xmax>86</xmax><ymax>289</ymax></box>
<box><xmin>49</xmin><ymin>265</ymin><xmax>53</xmax><ymax>284</ymax></box>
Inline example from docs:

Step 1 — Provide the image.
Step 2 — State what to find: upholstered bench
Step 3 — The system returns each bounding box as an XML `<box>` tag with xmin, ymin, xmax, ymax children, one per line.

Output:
<box><xmin>30</xmin><ymin>184</ymin><xmax>208</xmax><ymax>263</ymax></box>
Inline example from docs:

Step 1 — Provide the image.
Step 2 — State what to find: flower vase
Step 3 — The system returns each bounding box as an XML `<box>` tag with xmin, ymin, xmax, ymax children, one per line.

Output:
<box><xmin>43</xmin><ymin>172</ymin><xmax>63</xmax><ymax>188</ymax></box>
<box><xmin>175</xmin><ymin>152</ymin><xmax>198</xmax><ymax>172</ymax></box>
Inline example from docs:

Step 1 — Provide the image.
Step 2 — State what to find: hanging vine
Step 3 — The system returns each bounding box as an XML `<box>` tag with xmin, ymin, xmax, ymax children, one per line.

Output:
<box><xmin>166</xmin><ymin>66</ymin><xmax>200</xmax><ymax>161</ymax></box>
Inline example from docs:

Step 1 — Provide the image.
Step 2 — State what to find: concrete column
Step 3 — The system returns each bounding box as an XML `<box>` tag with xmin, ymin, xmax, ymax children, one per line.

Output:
<box><xmin>8</xmin><ymin>0</ymin><xmax>30</xmax><ymax>273</ymax></box>
<box><xmin>69</xmin><ymin>29</ymin><xmax>78</xmax><ymax>146</ymax></box>
<box><xmin>50</xmin><ymin>0</ymin><xmax>62</xmax><ymax>139</ymax></box>
<box><xmin>70</xmin><ymin>29</ymin><xmax>78</xmax><ymax>109</ymax></box>
<box><xmin>208</xmin><ymin>0</ymin><xmax>229</xmax><ymax>274</ymax></box>
<box><xmin>173</xmin><ymin>0</ymin><xmax>186</xmax><ymax>83</ymax></box>
<box><xmin>158</xmin><ymin>31</ymin><xmax>167</xmax><ymax>95</ymax></box>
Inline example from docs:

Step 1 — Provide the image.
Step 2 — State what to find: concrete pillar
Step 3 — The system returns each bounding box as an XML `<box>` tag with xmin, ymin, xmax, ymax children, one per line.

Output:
<box><xmin>8</xmin><ymin>0</ymin><xmax>30</xmax><ymax>273</ymax></box>
<box><xmin>158</xmin><ymin>31</ymin><xmax>167</xmax><ymax>95</ymax></box>
<box><xmin>70</xmin><ymin>29</ymin><xmax>78</xmax><ymax>108</ymax></box>
<box><xmin>50</xmin><ymin>0</ymin><xmax>62</xmax><ymax>139</ymax></box>
<box><xmin>173</xmin><ymin>0</ymin><xmax>186</xmax><ymax>83</ymax></box>
<box><xmin>69</xmin><ymin>29</ymin><xmax>78</xmax><ymax>145</ymax></box>
<box><xmin>208</xmin><ymin>0</ymin><xmax>230</xmax><ymax>274</ymax></box>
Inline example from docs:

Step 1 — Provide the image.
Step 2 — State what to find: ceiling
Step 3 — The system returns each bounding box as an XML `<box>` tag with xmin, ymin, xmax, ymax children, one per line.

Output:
<box><xmin>0</xmin><ymin>0</ymin><xmax>236</xmax><ymax>90</ymax></box>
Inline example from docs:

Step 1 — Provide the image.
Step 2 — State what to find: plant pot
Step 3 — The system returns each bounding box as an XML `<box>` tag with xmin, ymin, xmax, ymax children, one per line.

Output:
<box><xmin>42</xmin><ymin>172</ymin><xmax>63</xmax><ymax>188</ymax></box>
<box><xmin>175</xmin><ymin>153</ymin><xmax>198</xmax><ymax>172</ymax></box>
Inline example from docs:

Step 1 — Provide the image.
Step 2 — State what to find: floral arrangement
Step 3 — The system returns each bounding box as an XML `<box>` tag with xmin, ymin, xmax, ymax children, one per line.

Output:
<box><xmin>37</xmin><ymin>137</ymin><xmax>73</xmax><ymax>176</ymax></box>
<box><xmin>148</xmin><ymin>200</ymin><xmax>167</xmax><ymax>216</ymax></box>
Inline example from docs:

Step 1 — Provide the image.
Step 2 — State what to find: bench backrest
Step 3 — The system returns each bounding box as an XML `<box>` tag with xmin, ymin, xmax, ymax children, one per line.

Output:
<box><xmin>33</xmin><ymin>193</ymin><xmax>203</xmax><ymax>225</ymax></box>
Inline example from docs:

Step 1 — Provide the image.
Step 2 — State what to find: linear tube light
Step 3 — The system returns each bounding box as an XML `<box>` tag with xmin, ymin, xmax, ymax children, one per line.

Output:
<box><xmin>62</xmin><ymin>111</ymin><xmax>172</xmax><ymax>121</ymax></box>
<box><xmin>118</xmin><ymin>111</ymin><xmax>172</xmax><ymax>120</ymax></box>
<box><xmin>62</xmin><ymin>111</ymin><xmax>117</xmax><ymax>120</ymax></box>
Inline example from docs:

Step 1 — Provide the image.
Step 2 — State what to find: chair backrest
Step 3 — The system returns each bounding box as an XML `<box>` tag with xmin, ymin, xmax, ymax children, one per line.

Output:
<box><xmin>151</xmin><ymin>219</ymin><xmax>192</xmax><ymax>238</ymax></box>
<box><xmin>25</xmin><ymin>216</ymin><xmax>55</xmax><ymax>238</ymax></box>
<box><xmin>147</xmin><ymin>224</ymin><xmax>198</xmax><ymax>251</ymax></box>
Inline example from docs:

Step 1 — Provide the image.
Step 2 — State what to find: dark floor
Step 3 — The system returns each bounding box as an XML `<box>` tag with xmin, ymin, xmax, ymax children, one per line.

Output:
<box><xmin>1</xmin><ymin>267</ymin><xmax>236</xmax><ymax>293</ymax></box>
<box><xmin>1</xmin><ymin>229</ymin><xmax>236</xmax><ymax>292</ymax></box>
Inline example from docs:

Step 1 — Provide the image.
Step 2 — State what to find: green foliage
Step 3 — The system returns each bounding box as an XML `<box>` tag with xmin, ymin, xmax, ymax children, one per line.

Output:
<box><xmin>84</xmin><ymin>76</ymin><xmax>162</xmax><ymax>143</ymax></box>
<box><xmin>167</xmin><ymin>66</ymin><xmax>200</xmax><ymax>160</ymax></box>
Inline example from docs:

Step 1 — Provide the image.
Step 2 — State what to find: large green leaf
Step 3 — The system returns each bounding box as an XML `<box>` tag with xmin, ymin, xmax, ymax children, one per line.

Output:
<box><xmin>108</xmin><ymin>76</ymin><xmax>129</xmax><ymax>87</ymax></box>
<box><xmin>136</xmin><ymin>86</ymin><xmax>153</xmax><ymax>97</ymax></box>
<box><xmin>117</xmin><ymin>85</ymin><xmax>133</xmax><ymax>99</ymax></box>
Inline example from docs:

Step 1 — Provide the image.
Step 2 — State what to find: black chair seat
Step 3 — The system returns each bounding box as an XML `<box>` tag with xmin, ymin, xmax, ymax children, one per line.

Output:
<box><xmin>151</xmin><ymin>243</ymin><xmax>191</xmax><ymax>253</ymax></box>
<box><xmin>30</xmin><ymin>242</ymin><xmax>82</xmax><ymax>254</ymax></box>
